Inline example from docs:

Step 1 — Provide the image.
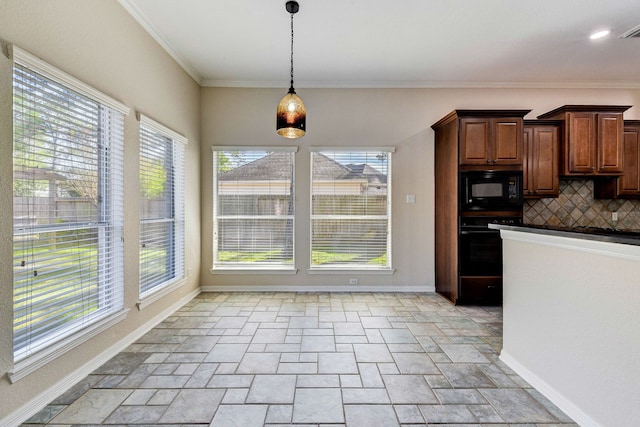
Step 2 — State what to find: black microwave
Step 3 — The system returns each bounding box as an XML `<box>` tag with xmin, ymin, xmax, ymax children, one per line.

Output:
<box><xmin>459</xmin><ymin>171</ymin><xmax>523</xmax><ymax>211</ymax></box>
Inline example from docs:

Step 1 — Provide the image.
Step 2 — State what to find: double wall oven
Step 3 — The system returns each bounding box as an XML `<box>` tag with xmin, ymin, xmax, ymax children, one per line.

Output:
<box><xmin>458</xmin><ymin>171</ymin><xmax>523</xmax><ymax>304</ymax></box>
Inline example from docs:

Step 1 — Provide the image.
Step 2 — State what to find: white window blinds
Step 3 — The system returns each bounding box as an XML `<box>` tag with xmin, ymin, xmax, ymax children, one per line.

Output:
<box><xmin>310</xmin><ymin>149</ymin><xmax>393</xmax><ymax>269</ymax></box>
<box><xmin>139</xmin><ymin>115</ymin><xmax>186</xmax><ymax>296</ymax></box>
<box><xmin>12</xmin><ymin>47</ymin><xmax>127</xmax><ymax>362</ymax></box>
<box><xmin>212</xmin><ymin>147</ymin><xmax>296</xmax><ymax>269</ymax></box>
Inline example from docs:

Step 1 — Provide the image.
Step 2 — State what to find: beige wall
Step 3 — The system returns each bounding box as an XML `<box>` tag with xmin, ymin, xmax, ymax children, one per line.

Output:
<box><xmin>200</xmin><ymin>87</ymin><xmax>640</xmax><ymax>290</ymax></box>
<box><xmin>0</xmin><ymin>0</ymin><xmax>201</xmax><ymax>423</ymax></box>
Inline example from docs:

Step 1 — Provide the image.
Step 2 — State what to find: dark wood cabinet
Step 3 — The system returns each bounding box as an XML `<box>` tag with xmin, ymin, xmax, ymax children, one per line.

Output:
<box><xmin>594</xmin><ymin>121</ymin><xmax>640</xmax><ymax>199</ymax></box>
<box><xmin>523</xmin><ymin>120</ymin><xmax>560</xmax><ymax>198</ymax></box>
<box><xmin>459</xmin><ymin>117</ymin><xmax>523</xmax><ymax>166</ymax></box>
<box><xmin>538</xmin><ymin>105</ymin><xmax>630</xmax><ymax>176</ymax></box>
<box><xmin>432</xmin><ymin>109</ymin><xmax>529</xmax><ymax>306</ymax></box>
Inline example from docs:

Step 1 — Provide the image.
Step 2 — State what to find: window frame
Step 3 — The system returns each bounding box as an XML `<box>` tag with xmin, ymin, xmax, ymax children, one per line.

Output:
<box><xmin>10</xmin><ymin>45</ymin><xmax>129</xmax><ymax>382</ymax></box>
<box><xmin>309</xmin><ymin>147</ymin><xmax>395</xmax><ymax>273</ymax></box>
<box><xmin>211</xmin><ymin>146</ymin><xmax>298</xmax><ymax>273</ymax></box>
<box><xmin>137</xmin><ymin>114</ymin><xmax>187</xmax><ymax>305</ymax></box>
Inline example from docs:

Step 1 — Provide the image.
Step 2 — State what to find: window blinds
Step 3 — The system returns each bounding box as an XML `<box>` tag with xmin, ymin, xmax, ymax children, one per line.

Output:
<box><xmin>212</xmin><ymin>147</ymin><xmax>296</xmax><ymax>269</ymax></box>
<box><xmin>310</xmin><ymin>149</ymin><xmax>393</xmax><ymax>269</ymax></box>
<box><xmin>12</xmin><ymin>49</ymin><xmax>126</xmax><ymax>362</ymax></box>
<box><xmin>139</xmin><ymin>115</ymin><xmax>186</xmax><ymax>296</ymax></box>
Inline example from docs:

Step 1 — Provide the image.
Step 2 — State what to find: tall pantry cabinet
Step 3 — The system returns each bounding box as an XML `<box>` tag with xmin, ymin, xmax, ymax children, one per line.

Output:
<box><xmin>432</xmin><ymin>110</ymin><xmax>529</xmax><ymax>304</ymax></box>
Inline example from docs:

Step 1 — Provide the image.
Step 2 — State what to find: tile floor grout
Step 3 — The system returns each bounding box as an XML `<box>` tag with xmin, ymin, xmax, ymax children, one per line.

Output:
<box><xmin>22</xmin><ymin>292</ymin><xmax>578</xmax><ymax>426</ymax></box>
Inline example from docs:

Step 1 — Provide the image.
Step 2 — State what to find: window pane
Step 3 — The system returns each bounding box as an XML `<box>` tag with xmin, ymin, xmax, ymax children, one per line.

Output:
<box><xmin>12</xmin><ymin>61</ymin><xmax>124</xmax><ymax>361</ymax></box>
<box><xmin>311</xmin><ymin>151</ymin><xmax>391</xmax><ymax>269</ymax></box>
<box><xmin>213</xmin><ymin>149</ymin><xmax>295</xmax><ymax>268</ymax></box>
<box><xmin>139</xmin><ymin>117</ymin><xmax>185</xmax><ymax>296</ymax></box>
<box><xmin>14</xmin><ymin>227</ymin><xmax>102</xmax><ymax>351</ymax></box>
<box><xmin>140</xmin><ymin>220</ymin><xmax>175</xmax><ymax>292</ymax></box>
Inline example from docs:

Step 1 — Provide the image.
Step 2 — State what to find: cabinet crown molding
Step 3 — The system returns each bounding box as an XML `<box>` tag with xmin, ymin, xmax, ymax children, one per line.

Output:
<box><xmin>537</xmin><ymin>105</ymin><xmax>631</xmax><ymax>119</ymax></box>
<box><xmin>432</xmin><ymin>109</ymin><xmax>531</xmax><ymax>130</ymax></box>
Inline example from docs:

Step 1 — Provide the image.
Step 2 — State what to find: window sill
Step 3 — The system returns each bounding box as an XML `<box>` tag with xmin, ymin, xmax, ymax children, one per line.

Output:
<box><xmin>210</xmin><ymin>267</ymin><xmax>298</xmax><ymax>275</ymax></box>
<box><xmin>9</xmin><ymin>309</ymin><xmax>129</xmax><ymax>383</ymax></box>
<box><xmin>137</xmin><ymin>277</ymin><xmax>187</xmax><ymax>310</ymax></box>
<box><xmin>307</xmin><ymin>267</ymin><xmax>396</xmax><ymax>275</ymax></box>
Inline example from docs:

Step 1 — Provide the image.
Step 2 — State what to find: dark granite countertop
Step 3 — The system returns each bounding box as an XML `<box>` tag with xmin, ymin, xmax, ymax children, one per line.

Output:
<box><xmin>488</xmin><ymin>223</ymin><xmax>640</xmax><ymax>247</ymax></box>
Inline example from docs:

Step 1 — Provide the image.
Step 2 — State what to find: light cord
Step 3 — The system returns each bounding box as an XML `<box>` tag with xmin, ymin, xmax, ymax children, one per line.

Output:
<box><xmin>289</xmin><ymin>11</ymin><xmax>295</xmax><ymax>91</ymax></box>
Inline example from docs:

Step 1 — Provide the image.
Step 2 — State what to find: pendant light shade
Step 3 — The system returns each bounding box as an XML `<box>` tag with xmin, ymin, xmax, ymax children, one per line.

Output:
<box><xmin>276</xmin><ymin>89</ymin><xmax>306</xmax><ymax>138</ymax></box>
<box><xmin>277</xmin><ymin>0</ymin><xmax>306</xmax><ymax>139</ymax></box>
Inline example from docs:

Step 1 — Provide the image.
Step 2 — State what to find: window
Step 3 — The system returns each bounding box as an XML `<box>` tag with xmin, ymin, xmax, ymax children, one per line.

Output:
<box><xmin>12</xmin><ymin>47</ymin><xmax>128</xmax><ymax>366</ymax></box>
<box><xmin>139</xmin><ymin>115</ymin><xmax>186</xmax><ymax>297</ymax></box>
<box><xmin>310</xmin><ymin>148</ymin><xmax>394</xmax><ymax>270</ymax></box>
<box><xmin>212</xmin><ymin>147</ymin><xmax>296</xmax><ymax>270</ymax></box>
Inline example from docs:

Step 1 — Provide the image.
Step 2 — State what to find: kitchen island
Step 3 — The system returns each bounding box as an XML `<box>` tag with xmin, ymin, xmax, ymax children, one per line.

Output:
<box><xmin>489</xmin><ymin>224</ymin><xmax>640</xmax><ymax>427</ymax></box>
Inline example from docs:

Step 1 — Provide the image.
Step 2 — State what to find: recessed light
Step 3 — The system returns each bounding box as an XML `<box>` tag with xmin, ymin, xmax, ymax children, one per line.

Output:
<box><xmin>590</xmin><ymin>30</ymin><xmax>610</xmax><ymax>40</ymax></box>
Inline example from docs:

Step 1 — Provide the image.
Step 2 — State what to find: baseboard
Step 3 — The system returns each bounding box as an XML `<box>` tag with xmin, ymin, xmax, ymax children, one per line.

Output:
<box><xmin>2</xmin><ymin>287</ymin><xmax>201</xmax><ymax>427</ymax></box>
<box><xmin>499</xmin><ymin>350</ymin><xmax>600</xmax><ymax>427</ymax></box>
<box><xmin>200</xmin><ymin>284</ymin><xmax>435</xmax><ymax>293</ymax></box>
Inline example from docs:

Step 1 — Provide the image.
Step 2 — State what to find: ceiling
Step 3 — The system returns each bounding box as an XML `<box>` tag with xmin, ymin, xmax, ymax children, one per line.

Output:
<box><xmin>118</xmin><ymin>0</ymin><xmax>640</xmax><ymax>88</ymax></box>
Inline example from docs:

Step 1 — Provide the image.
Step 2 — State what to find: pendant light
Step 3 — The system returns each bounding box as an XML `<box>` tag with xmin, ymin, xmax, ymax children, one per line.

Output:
<box><xmin>276</xmin><ymin>0</ymin><xmax>306</xmax><ymax>139</ymax></box>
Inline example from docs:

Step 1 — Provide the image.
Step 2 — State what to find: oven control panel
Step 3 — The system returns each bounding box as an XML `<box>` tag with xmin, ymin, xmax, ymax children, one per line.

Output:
<box><xmin>460</xmin><ymin>217</ymin><xmax>522</xmax><ymax>228</ymax></box>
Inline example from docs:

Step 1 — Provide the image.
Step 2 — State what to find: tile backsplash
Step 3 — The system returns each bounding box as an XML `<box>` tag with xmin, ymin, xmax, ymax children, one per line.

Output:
<box><xmin>524</xmin><ymin>179</ymin><xmax>640</xmax><ymax>231</ymax></box>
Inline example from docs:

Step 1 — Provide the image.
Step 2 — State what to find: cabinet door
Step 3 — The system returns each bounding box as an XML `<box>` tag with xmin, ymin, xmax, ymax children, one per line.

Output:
<box><xmin>524</xmin><ymin>125</ymin><xmax>559</xmax><ymax>198</ymax></box>
<box><xmin>617</xmin><ymin>127</ymin><xmax>640</xmax><ymax>195</ymax></box>
<box><xmin>597</xmin><ymin>113</ymin><xmax>624</xmax><ymax>174</ymax></box>
<box><xmin>566</xmin><ymin>112</ymin><xmax>595</xmax><ymax>174</ymax></box>
<box><xmin>531</xmin><ymin>126</ymin><xmax>559</xmax><ymax>196</ymax></box>
<box><xmin>492</xmin><ymin>119</ymin><xmax>522</xmax><ymax>165</ymax></box>
<box><xmin>459</xmin><ymin>118</ymin><xmax>490</xmax><ymax>165</ymax></box>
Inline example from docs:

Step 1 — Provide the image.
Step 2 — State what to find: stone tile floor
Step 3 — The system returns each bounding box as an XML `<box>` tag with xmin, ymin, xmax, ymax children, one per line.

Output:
<box><xmin>23</xmin><ymin>292</ymin><xmax>578</xmax><ymax>426</ymax></box>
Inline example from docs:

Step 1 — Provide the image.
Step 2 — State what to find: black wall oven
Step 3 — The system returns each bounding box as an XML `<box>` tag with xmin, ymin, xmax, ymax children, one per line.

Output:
<box><xmin>458</xmin><ymin>216</ymin><xmax>522</xmax><ymax>304</ymax></box>
<box><xmin>460</xmin><ymin>171</ymin><xmax>523</xmax><ymax>211</ymax></box>
<box><xmin>459</xmin><ymin>216</ymin><xmax>521</xmax><ymax>276</ymax></box>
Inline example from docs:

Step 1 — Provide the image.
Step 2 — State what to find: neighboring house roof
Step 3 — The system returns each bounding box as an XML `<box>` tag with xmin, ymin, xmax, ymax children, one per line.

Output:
<box><xmin>313</xmin><ymin>153</ymin><xmax>355</xmax><ymax>181</ymax></box>
<box><xmin>218</xmin><ymin>152</ymin><xmax>386</xmax><ymax>184</ymax></box>
<box><xmin>345</xmin><ymin>164</ymin><xmax>387</xmax><ymax>186</ymax></box>
<box><xmin>218</xmin><ymin>151</ymin><xmax>294</xmax><ymax>181</ymax></box>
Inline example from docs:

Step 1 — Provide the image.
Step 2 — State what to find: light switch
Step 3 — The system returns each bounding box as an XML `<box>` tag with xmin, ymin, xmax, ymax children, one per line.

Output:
<box><xmin>406</xmin><ymin>194</ymin><xmax>416</xmax><ymax>203</ymax></box>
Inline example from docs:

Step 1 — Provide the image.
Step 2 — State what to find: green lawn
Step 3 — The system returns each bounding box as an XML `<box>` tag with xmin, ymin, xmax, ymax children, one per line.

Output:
<box><xmin>218</xmin><ymin>249</ymin><xmax>386</xmax><ymax>266</ymax></box>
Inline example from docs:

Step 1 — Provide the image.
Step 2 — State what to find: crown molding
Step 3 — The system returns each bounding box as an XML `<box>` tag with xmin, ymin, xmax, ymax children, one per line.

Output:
<box><xmin>201</xmin><ymin>79</ymin><xmax>640</xmax><ymax>89</ymax></box>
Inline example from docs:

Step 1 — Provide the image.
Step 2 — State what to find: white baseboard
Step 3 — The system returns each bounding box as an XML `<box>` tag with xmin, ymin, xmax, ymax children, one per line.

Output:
<box><xmin>499</xmin><ymin>350</ymin><xmax>600</xmax><ymax>427</ymax></box>
<box><xmin>200</xmin><ymin>284</ymin><xmax>435</xmax><ymax>293</ymax></box>
<box><xmin>2</xmin><ymin>287</ymin><xmax>201</xmax><ymax>427</ymax></box>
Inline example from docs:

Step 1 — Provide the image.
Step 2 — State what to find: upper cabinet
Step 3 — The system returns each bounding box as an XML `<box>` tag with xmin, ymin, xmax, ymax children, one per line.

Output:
<box><xmin>523</xmin><ymin>120</ymin><xmax>560</xmax><ymax>198</ymax></box>
<box><xmin>594</xmin><ymin>121</ymin><xmax>640</xmax><ymax>199</ymax></box>
<box><xmin>455</xmin><ymin>111</ymin><xmax>529</xmax><ymax>168</ymax></box>
<box><xmin>537</xmin><ymin>105</ymin><xmax>631</xmax><ymax>176</ymax></box>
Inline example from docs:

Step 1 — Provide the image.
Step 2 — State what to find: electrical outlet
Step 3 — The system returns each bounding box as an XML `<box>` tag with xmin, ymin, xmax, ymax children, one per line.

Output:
<box><xmin>612</xmin><ymin>212</ymin><xmax>618</xmax><ymax>221</ymax></box>
<box><xmin>349</xmin><ymin>278</ymin><xmax>358</xmax><ymax>285</ymax></box>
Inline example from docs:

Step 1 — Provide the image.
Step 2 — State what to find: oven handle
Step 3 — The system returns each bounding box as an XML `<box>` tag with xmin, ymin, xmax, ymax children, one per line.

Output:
<box><xmin>459</xmin><ymin>229</ymin><xmax>501</xmax><ymax>235</ymax></box>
